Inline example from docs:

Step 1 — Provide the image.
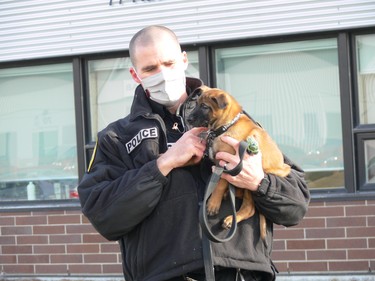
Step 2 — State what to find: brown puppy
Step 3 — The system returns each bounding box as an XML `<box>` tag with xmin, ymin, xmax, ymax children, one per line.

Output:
<box><xmin>187</xmin><ymin>86</ymin><xmax>291</xmax><ymax>241</ymax></box>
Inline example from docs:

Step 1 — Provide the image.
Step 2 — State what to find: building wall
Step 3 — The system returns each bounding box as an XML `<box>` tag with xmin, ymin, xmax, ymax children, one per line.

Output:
<box><xmin>1</xmin><ymin>0</ymin><xmax>375</xmax><ymax>62</ymax></box>
<box><xmin>1</xmin><ymin>0</ymin><xmax>375</xmax><ymax>279</ymax></box>
<box><xmin>1</xmin><ymin>200</ymin><xmax>374</xmax><ymax>277</ymax></box>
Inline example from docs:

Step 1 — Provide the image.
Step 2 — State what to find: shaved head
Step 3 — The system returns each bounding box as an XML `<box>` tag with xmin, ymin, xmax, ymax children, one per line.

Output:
<box><xmin>129</xmin><ymin>25</ymin><xmax>181</xmax><ymax>69</ymax></box>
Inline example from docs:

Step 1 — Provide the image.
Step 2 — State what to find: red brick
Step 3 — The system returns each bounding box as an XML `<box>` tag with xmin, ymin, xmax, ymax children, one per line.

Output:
<box><xmin>305</xmin><ymin>227</ymin><xmax>345</xmax><ymax>239</ymax></box>
<box><xmin>66</xmin><ymin>224</ymin><xmax>96</xmax><ymax>234</ymax></box>
<box><xmin>48</xmin><ymin>214</ymin><xmax>81</xmax><ymax>224</ymax></box>
<box><xmin>0</xmin><ymin>235</ymin><xmax>16</xmax><ymax>244</ymax></box>
<box><xmin>346</xmin><ymin>205</ymin><xmax>375</xmax><ymax>216</ymax></box>
<box><xmin>295</xmin><ymin>217</ymin><xmax>325</xmax><ymax>228</ymax></box>
<box><xmin>0</xmin><ymin>216</ymin><xmax>15</xmax><ymax>225</ymax></box>
<box><xmin>1</xmin><ymin>226</ymin><xmax>32</xmax><ymax>235</ymax></box>
<box><xmin>272</xmin><ymin>250</ymin><xmax>306</xmax><ymax>261</ymax></box>
<box><xmin>0</xmin><ymin>255</ymin><xmax>17</xmax><ymax>264</ymax></box>
<box><xmin>17</xmin><ymin>235</ymin><xmax>48</xmax><ymax>245</ymax></box>
<box><xmin>2</xmin><ymin>264</ymin><xmax>34</xmax><ymax>274</ymax></box>
<box><xmin>329</xmin><ymin>260</ymin><xmax>370</xmax><ymax>271</ymax></box>
<box><xmin>367</xmin><ymin>216</ymin><xmax>375</xmax><ymax>226</ymax></box>
<box><xmin>16</xmin><ymin>215</ymin><xmax>47</xmax><ymax>225</ymax></box>
<box><xmin>326</xmin><ymin>216</ymin><xmax>366</xmax><ymax>227</ymax></box>
<box><xmin>327</xmin><ymin>238</ymin><xmax>367</xmax><ymax>249</ymax></box>
<box><xmin>68</xmin><ymin>264</ymin><xmax>102</xmax><ymax>274</ymax></box>
<box><xmin>2</xmin><ymin>245</ymin><xmax>32</xmax><ymax>254</ymax></box>
<box><xmin>347</xmin><ymin>226</ymin><xmax>375</xmax><ymax>238</ymax></box>
<box><xmin>288</xmin><ymin>261</ymin><xmax>328</xmax><ymax>272</ymax></box>
<box><xmin>325</xmin><ymin>200</ymin><xmax>364</xmax><ymax>207</ymax></box>
<box><xmin>272</xmin><ymin>239</ymin><xmax>286</xmax><ymax>250</ymax></box>
<box><xmin>83</xmin><ymin>233</ymin><xmax>109</xmax><ymax>243</ymax></box>
<box><xmin>307</xmin><ymin>249</ymin><xmax>346</xmax><ymax>260</ymax></box>
<box><xmin>274</xmin><ymin>228</ymin><xmax>305</xmax><ymax>239</ymax></box>
<box><xmin>306</xmin><ymin>206</ymin><xmax>344</xmax><ymax>217</ymax></box>
<box><xmin>35</xmin><ymin>264</ymin><xmax>67</xmax><ymax>274</ymax></box>
<box><xmin>33</xmin><ymin>225</ymin><xmax>65</xmax><ymax>235</ymax></box>
<box><xmin>0</xmin><ymin>212</ymin><xmax>31</xmax><ymax>217</ymax></box>
<box><xmin>273</xmin><ymin>262</ymin><xmax>288</xmax><ymax>273</ymax></box>
<box><xmin>101</xmin><ymin>243</ymin><xmax>120</xmax><ymax>253</ymax></box>
<box><xmin>51</xmin><ymin>254</ymin><xmax>83</xmax><ymax>264</ymax></box>
<box><xmin>287</xmin><ymin>239</ymin><xmax>325</xmax><ymax>250</ymax></box>
<box><xmin>369</xmin><ymin>238</ymin><xmax>375</xmax><ymax>248</ymax></box>
<box><xmin>18</xmin><ymin>254</ymin><xmax>49</xmax><ymax>264</ymax></box>
<box><xmin>49</xmin><ymin>234</ymin><xmax>82</xmax><ymax>244</ymax></box>
<box><xmin>84</xmin><ymin>253</ymin><xmax>118</xmax><ymax>263</ymax></box>
<box><xmin>34</xmin><ymin>244</ymin><xmax>65</xmax><ymax>254</ymax></box>
<box><xmin>348</xmin><ymin>249</ymin><xmax>375</xmax><ymax>259</ymax></box>
<box><xmin>103</xmin><ymin>263</ymin><xmax>123</xmax><ymax>274</ymax></box>
<box><xmin>67</xmin><ymin>244</ymin><xmax>99</xmax><ymax>253</ymax></box>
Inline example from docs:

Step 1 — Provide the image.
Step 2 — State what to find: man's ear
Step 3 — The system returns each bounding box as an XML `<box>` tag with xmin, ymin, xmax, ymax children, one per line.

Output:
<box><xmin>130</xmin><ymin>67</ymin><xmax>141</xmax><ymax>84</ymax></box>
<box><xmin>182</xmin><ymin>51</ymin><xmax>189</xmax><ymax>70</ymax></box>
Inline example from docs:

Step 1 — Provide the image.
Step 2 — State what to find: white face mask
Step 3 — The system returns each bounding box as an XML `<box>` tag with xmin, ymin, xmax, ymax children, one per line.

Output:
<box><xmin>140</xmin><ymin>68</ymin><xmax>186</xmax><ymax>107</ymax></box>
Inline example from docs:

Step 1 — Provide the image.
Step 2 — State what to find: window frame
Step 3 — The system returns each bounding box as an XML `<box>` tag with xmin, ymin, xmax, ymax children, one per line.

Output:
<box><xmin>0</xmin><ymin>57</ymin><xmax>84</xmax><ymax>211</ymax></box>
<box><xmin>2</xmin><ymin>29</ymin><xmax>375</xmax><ymax>211</ymax></box>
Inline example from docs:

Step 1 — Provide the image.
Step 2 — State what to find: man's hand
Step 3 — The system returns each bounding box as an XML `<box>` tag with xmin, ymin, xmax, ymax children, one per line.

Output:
<box><xmin>215</xmin><ymin>135</ymin><xmax>265</xmax><ymax>191</ymax></box>
<box><xmin>157</xmin><ymin>127</ymin><xmax>207</xmax><ymax>176</ymax></box>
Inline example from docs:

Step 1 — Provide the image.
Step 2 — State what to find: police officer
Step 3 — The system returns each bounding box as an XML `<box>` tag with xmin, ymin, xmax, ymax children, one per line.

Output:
<box><xmin>78</xmin><ymin>25</ymin><xmax>310</xmax><ymax>281</ymax></box>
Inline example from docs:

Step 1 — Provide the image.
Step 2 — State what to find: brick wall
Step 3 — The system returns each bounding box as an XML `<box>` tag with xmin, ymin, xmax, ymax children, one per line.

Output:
<box><xmin>0</xmin><ymin>210</ymin><xmax>122</xmax><ymax>276</ymax></box>
<box><xmin>273</xmin><ymin>199</ymin><xmax>375</xmax><ymax>273</ymax></box>
<box><xmin>0</xmin><ymin>199</ymin><xmax>374</xmax><ymax>277</ymax></box>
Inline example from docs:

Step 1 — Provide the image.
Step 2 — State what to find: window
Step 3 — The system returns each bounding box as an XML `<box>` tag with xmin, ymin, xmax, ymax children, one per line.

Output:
<box><xmin>355</xmin><ymin>33</ymin><xmax>375</xmax><ymax>191</ymax></box>
<box><xmin>87</xmin><ymin>51</ymin><xmax>199</xmax><ymax>141</ymax></box>
<box><xmin>356</xmin><ymin>34</ymin><xmax>375</xmax><ymax>125</ymax></box>
<box><xmin>215</xmin><ymin>38</ymin><xmax>343</xmax><ymax>189</ymax></box>
<box><xmin>0</xmin><ymin>63</ymin><xmax>78</xmax><ymax>201</ymax></box>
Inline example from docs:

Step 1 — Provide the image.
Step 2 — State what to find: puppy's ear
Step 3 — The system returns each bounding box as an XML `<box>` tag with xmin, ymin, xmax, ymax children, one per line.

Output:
<box><xmin>212</xmin><ymin>93</ymin><xmax>228</xmax><ymax>109</ymax></box>
<box><xmin>193</xmin><ymin>85</ymin><xmax>210</xmax><ymax>97</ymax></box>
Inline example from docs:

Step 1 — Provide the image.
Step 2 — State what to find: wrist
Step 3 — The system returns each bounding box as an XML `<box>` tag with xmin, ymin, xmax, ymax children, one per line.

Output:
<box><xmin>157</xmin><ymin>154</ymin><xmax>175</xmax><ymax>176</ymax></box>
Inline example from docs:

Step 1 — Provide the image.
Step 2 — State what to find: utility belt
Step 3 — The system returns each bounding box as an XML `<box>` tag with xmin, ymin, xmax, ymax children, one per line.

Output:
<box><xmin>166</xmin><ymin>267</ymin><xmax>274</xmax><ymax>281</ymax></box>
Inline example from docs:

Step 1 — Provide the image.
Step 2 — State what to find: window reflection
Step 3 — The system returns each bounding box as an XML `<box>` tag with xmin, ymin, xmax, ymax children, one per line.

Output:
<box><xmin>356</xmin><ymin>34</ymin><xmax>375</xmax><ymax>125</ymax></box>
<box><xmin>0</xmin><ymin>64</ymin><xmax>78</xmax><ymax>201</ymax></box>
<box><xmin>215</xmin><ymin>39</ymin><xmax>344</xmax><ymax>189</ymax></box>
<box><xmin>365</xmin><ymin>140</ymin><xmax>375</xmax><ymax>184</ymax></box>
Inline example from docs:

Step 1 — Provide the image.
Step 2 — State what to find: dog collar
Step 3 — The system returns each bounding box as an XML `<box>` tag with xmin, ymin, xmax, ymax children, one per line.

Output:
<box><xmin>208</xmin><ymin>113</ymin><xmax>241</xmax><ymax>139</ymax></box>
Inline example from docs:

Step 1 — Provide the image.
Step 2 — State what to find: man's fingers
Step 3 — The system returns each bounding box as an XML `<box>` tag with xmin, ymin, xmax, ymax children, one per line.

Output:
<box><xmin>220</xmin><ymin>135</ymin><xmax>239</xmax><ymax>147</ymax></box>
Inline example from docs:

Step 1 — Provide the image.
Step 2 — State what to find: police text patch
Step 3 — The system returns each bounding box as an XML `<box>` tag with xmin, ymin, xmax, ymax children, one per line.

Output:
<box><xmin>126</xmin><ymin>127</ymin><xmax>158</xmax><ymax>153</ymax></box>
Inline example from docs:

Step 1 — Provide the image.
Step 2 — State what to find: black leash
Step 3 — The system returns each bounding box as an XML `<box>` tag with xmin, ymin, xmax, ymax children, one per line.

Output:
<box><xmin>200</xmin><ymin>141</ymin><xmax>248</xmax><ymax>281</ymax></box>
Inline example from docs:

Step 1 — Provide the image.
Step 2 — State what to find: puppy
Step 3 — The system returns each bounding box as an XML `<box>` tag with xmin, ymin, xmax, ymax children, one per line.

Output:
<box><xmin>187</xmin><ymin>86</ymin><xmax>290</xmax><ymax>241</ymax></box>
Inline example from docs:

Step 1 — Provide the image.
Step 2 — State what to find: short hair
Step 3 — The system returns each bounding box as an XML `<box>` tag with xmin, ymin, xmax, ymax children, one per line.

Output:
<box><xmin>129</xmin><ymin>25</ymin><xmax>181</xmax><ymax>68</ymax></box>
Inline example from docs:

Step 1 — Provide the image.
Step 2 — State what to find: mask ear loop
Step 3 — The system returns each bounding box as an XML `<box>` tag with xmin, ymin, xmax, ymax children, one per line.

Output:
<box><xmin>133</xmin><ymin>69</ymin><xmax>151</xmax><ymax>98</ymax></box>
<box><xmin>174</xmin><ymin>103</ymin><xmax>186</xmax><ymax>133</ymax></box>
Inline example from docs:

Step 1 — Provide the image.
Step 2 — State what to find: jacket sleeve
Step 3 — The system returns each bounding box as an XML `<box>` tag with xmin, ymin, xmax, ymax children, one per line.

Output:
<box><xmin>252</xmin><ymin>155</ymin><xmax>310</xmax><ymax>227</ymax></box>
<box><xmin>78</xmin><ymin>129</ymin><xmax>168</xmax><ymax>241</ymax></box>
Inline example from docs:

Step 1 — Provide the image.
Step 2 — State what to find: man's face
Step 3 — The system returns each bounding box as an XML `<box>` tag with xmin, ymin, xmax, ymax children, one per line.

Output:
<box><xmin>130</xmin><ymin>38</ymin><xmax>188</xmax><ymax>83</ymax></box>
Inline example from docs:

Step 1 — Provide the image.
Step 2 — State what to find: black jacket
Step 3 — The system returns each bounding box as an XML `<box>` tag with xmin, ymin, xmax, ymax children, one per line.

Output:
<box><xmin>78</xmin><ymin>77</ymin><xmax>310</xmax><ymax>281</ymax></box>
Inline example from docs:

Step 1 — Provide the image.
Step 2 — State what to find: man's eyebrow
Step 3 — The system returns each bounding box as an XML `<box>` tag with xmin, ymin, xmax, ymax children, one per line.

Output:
<box><xmin>141</xmin><ymin>64</ymin><xmax>157</xmax><ymax>72</ymax></box>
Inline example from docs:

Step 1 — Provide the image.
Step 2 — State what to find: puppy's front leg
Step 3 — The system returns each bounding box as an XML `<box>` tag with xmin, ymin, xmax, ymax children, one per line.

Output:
<box><xmin>223</xmin><ymin>190</ymin><xmax>255</xmax><ymax>229</ymax></box>
<box><xmin>207</xmin><ymin>178</ymin><xmax>228</xmax><ymax>216</ymax></box>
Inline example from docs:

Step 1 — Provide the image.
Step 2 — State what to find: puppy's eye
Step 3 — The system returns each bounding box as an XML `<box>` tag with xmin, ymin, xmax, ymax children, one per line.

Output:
<box><xmin>201</xmin><ymin>103</ymin><xmax>209</xmax><ymax>110</ymax></box>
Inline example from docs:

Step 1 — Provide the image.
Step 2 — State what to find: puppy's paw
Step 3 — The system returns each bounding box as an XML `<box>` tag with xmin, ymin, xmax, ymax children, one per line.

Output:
<box><xmin>207</xmin><ymin>198</ymin><xmax>221</xmax><ymax>216</ymax></box>
<box><xmin>222</xmin><ymin>216</ymin><xmax>233</xmax><ymax>229</ymax></box>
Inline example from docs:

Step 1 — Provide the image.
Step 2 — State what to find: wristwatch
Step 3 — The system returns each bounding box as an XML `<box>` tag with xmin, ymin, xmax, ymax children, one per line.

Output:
<box><xmin>256</xmin><ymin>176</ymin><xmax>270</xmax><ymax>196</ymax></box>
